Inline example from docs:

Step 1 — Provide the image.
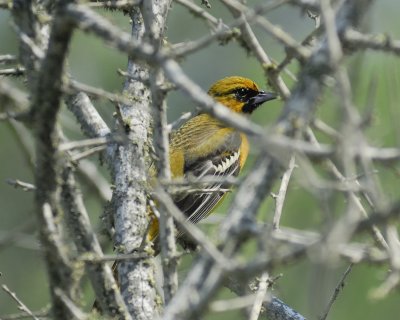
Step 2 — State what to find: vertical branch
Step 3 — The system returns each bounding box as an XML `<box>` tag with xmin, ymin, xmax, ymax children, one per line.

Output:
<box><xmin>111</xmin><ymin>4</ymin><xmax>158</xmax><ymax>318</ymax></box>
<box><xmin>11</xmin><ymin>0</ymin><xmax>47</xmax><ymax>87</ymax></box>
<box><xmin>142</xmin><ymin>0</ymin><xmax>178</xmax><ymax>303</ymax></box>
<box><xmin>60</xmin><ymin>164</ymin><xmax>131</xmax><ymax>319</ymax></box>
<box><xmin>30</xmin><ymin>1</ymin><xmax>79</xmax><ymax>318</ymax></box>
<box><xmin>150</xmin><ymin>68</ymin><xmax>178</xmax><ymax>303</ymax></box>
<box><xmin>151</xmin><ymin>74</ymin><xmax>180</xmax><ymax>298</ymax></box>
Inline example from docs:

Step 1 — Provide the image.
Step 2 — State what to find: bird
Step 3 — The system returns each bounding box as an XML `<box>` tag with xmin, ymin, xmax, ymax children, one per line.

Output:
<box><xmin>148</xmin><ymin>76</ymin><xmax>277</xmax><ymax>253</ymax></box>
<box><xmin>93</xmin><ymin>76</ymin><xmax>276</xmax><ymax>312</ymax></box>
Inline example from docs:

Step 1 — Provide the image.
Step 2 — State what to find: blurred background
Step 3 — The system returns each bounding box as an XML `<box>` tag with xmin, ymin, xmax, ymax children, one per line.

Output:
<box><xmin>1</xmin><ymin>1</ymin><xmax>400</xmax><ymax>318</ymax></box>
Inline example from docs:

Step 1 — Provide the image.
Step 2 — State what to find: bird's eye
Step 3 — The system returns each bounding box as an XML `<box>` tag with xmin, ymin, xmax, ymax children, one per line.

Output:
<box><xmin>233</xmin><ymin>87</ymin><xmax>257</xmax><ymax>102</ymax></box>
<box><xmin>235</xmin><ymin>88</ymin><xmax>248</xmax><ymax>98</ymax></box>
<box><xmin>233</xmin><ymin>88</ymin><xmax>250</xmax><ymax>102</ymax></box>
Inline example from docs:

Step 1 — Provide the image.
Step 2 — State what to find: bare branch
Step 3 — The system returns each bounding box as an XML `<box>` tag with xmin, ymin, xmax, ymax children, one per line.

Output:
<box><xmin>6</xmin><ymin>179</ymin><xmax>36</xmax><ymax>191</ymax></box>
<box><xmin>143</xmin><ymin>0</ymin><xmax>178</xmax><ymax>303</ymax></box>
<box><xmin>319</xmin><ymin>264</ymin><xmax>353</xmax><ymax>320</ymax></box>
<box><xmin>60</xmin><ymin>164</ymin><xmax>130</xmax><ymax>318</ymax></box>
<box><xmin>344</xmin><ymin>29</ymin><xmax>400</xmax><ymax>55</ymax></box>
<box><xmin>225</xmin><ymin>274</ymin><xmax>307</xmax><ymax>320</ymax></box>
<box><xmin>248</xmin><ymin>273</ymin><xmax>270</xmax><ymax>320</ymax></box>
<box><xmin>273</xmin><ymin>156</ymin><xmax>296</xmax><ymax>230</ymax></box>
<box><xmin>87</xmin><ymin>0</ymin><xmax>141</xmax><ymax>9</ymax></box>
<box><xmin>152</xmin><ymin>186</ymin><xmax>229</xmax><ymax>267</ymax></box>
<box><xmin>2</xmin><ymin>285</ymin><xmax>40</xmax><ymax>320</ymax></box>
<box><xmin>0</xmin><ymin>54</ymin><xmax>17</xmax><ymax>64</ymax></box>
<box><xmin>65</xmin><ymin>92</ymin><xmax>111</xmax><ymax>139</ymax></box>
<box><xmin>0</xmin><ymin>66</ymin><xmax>25</xmax><ymax>76</ymax></box>
<box><xmin>220</xmin><ymin>0</ymin><xmax>291</xmax><ymax>99</ymax></box>
<box><xmin>29</xmin><ymin>1</ymin><xmax>81</xmax><ymax>317</ymax></box>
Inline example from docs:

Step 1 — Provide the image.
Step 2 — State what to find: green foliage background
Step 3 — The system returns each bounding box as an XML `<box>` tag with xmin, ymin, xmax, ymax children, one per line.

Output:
<box><xmin>0</xmin><ymin>1</ymin><xmax>399</xmax><ymax>318</ymax></box>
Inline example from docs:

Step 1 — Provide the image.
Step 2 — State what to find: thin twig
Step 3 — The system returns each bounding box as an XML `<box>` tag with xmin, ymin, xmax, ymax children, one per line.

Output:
<box><xmin>87</xmin><ymin>0</ymin><xmax>141</xmax><ymax>9</ymax></box>
<box><xmin>0</xmin><ymin>54</ymin><xmax>17</xmax><ymax>64</ymax></box>
<box><xmin>272</xmin><ymin>156</ymin><xmax>296</xmax><ymax>230</ymax></box>
<box><xmin>6</xmin><ymin>179</ymin><xmax>36</xmax><ymax>191</ymax></box>
<box><xmin>70</xmin><ymin>145</ymin><xmax>107</xmax><ymax>162</ymax></box>
<box><xmin>152</xmin><ymin>186</ymin><xmax>229</xmax><ymax>267</ymax></box>
<box><xmin>59</xmin><ymin>136</ymin><xmax>113</xmax><ymax>151</ymax></box>
<box><xmin>67</xmin><ymin>79</ymin><xmax>135</xmax><ymax>106</ymax></box>
<box><xmin>319</xmin><ymin>264</ymin><xmax>353</xmax><ymax>320</ymax></box>
<box><xmin>0</xmin><ymin>66</ymin><xmax>25</xmax><ymax>76</ymax></box>
<box><xmin>0</xmin><ymin>308</ymin><xmax>49</xmax><ymax>320</ymax></box>
<box><xmin>167</xmin><ymin>112</ymin><xmax>193</xmax><ymax>131</ymax></box>
<box><xmin>344</xmin><ymin>29</ymin><xmax>400</xmax><ymax>55</ymax></box>
<box><xmin>2</xmin><ymin>285</ymin><xmax>40</xmax><ymax>320</ymax></box>
<box><xmin>221</xmin><ymin>0</ymin><xmax>291</xmax><ymax>98</ymax></box>
<box><xmin>53</xmin><ymin>289</ymin><xmax>86</xmax><ymax>320</ymax></box>
<box><xmin>248</xmin><ymin>272</ymin><xmax>270</xmax><ymax>320</ymax></box>
<box><xmin>210</xmin><ymin>293</ymin><xmax>267</xmax><ymax>312</ymax></box>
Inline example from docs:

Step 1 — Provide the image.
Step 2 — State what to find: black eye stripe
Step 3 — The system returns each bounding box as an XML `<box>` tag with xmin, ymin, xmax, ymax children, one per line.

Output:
<box><xmin>231</xmin><ymin>87</ymin><xmax>258</xmax><ymax>102</ymax></box>
<box><xmin>213</xmin><ymin>87</ymin><xmax>259</xmax><ymax>101</ymax></box>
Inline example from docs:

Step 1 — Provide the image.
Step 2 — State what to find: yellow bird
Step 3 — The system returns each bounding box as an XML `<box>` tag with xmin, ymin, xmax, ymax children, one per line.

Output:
<box><xmin>94</xmin><ymin>76</ymin><xmax>276</xmax><ymax>312</ymax></box>
<box><xmin>149</xmin><ymin>76</ymin><xmax>276</xmax><ymax>252</ymax></box>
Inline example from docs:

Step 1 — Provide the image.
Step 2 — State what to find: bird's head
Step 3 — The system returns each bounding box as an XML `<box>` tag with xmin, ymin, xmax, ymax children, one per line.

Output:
<box><xmin>208</xmin><ymin>76</ymin><xmax>277</xmax><ymax>114</ymax></box>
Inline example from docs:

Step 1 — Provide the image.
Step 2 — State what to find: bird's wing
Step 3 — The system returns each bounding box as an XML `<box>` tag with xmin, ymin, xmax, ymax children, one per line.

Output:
<box><xmin>173</xmin><ymin>130</ymin><xmax>242</xmax><ymax>239</ymax></box>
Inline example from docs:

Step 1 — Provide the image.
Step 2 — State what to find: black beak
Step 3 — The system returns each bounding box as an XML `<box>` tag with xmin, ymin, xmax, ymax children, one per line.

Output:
<box><xmin>252</xmin><ymin>91</ymin><xmax>277</xmax><ymax>104</ymax></box>
<box><xmin>242</xmin><ymin>91</ymin><xmax>277</xmax><ymax>113</ymax></box>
